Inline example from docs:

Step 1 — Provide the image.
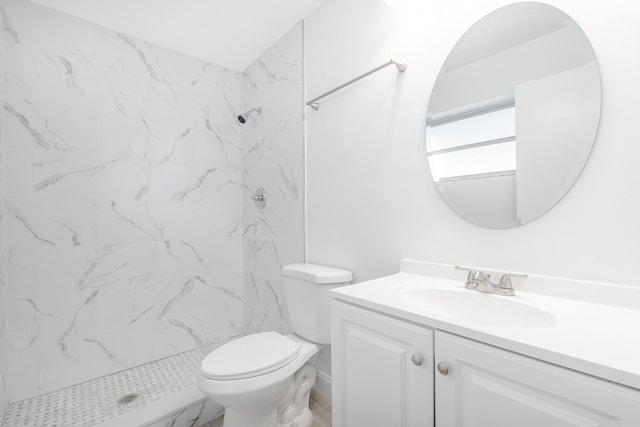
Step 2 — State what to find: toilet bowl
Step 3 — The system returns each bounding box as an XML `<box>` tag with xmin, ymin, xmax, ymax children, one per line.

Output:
<box><xmin>197</xmin><ymin>263</ymin><xmax>352</xmax><ymax>427</ymax></box>
<box><xmin>198</xmin><ymin>333</ymin><xmax>320</xmax><ymax>427</ymax></box>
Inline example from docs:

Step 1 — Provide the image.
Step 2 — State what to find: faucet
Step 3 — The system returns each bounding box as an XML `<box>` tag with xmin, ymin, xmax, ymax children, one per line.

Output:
<box><xmin>455</xmin><ymin>266</ymin><xmax>527</xmax><ymax>296</ymax></box>
<box><xmin>471</xmin><ymin>271</ymin><xmax>495</xmax><ymax>293</ymax></box>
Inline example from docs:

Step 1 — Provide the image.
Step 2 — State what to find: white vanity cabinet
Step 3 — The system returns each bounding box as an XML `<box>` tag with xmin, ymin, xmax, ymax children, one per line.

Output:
<box><xmin>331</xmin><ymin>301</ymin><xmax>434</xmax><ymax>427</ymax></box>
<box><xmin>332</xmin><ymin>300</ymin><xmax>640</xmax><ymax>427</ymax></box>
<box><xmin>435</xmin><ymin>331</ymin><xmax>640</xmax><ymax>427</ymax></box>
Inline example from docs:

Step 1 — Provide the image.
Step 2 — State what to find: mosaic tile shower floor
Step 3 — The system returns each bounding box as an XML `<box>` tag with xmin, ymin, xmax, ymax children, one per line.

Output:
<box><xmin>2</xmin><ymin>342</ymin><xmax>224</xmax><ymax>427</ymax></box>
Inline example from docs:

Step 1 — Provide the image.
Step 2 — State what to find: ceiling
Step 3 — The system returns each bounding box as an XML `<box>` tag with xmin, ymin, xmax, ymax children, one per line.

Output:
<box><xmin>27</xmin><ymin>0</ymin><xmax>324</xmax><ymax>71</ymax></box>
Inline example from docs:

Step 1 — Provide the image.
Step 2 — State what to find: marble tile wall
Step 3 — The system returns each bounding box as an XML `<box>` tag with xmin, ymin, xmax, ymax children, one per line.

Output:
<box><xmin>145</xmin><ymin>400</ymin><xmax>219</xmax><ymax>427</ymax></box>
<box><xmin>0</xmin><ymin>368</ymin><xmax>6</xmax><ymax>424</ymax></box>
<box><xmin>0</xmin><ymin>217</ymin><xmax>6</xmax><ymax>417</ymax></box>
<box><xmin>0</xmin><ymin>161</ymin><xmax>6</xmax><ymax>425</ymax></box>
<box><xmin>0</xmin><ymin>5</ymin><xmax>8</xmax><ymax>418</ymax></box>
<box><xmin>242</xmin><ymin>23</ymin><xmax>305</xmax><ymax>334</ymax></box>
<box><xmin>0</xmin><ymin>0</ymin><xmax>243</xmax><ymax>401</ymax></box>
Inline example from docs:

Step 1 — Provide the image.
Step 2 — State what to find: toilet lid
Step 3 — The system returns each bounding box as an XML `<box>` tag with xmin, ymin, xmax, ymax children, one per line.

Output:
<box><xmin>201</xmin><ymin>332</ymin><xmax>300</xmax><ymax>380</ymax></box>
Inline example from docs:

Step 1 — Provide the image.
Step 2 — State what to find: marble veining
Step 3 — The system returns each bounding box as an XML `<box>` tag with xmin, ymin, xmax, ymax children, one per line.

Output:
<box><xmin>241</xmin><ymin>22</ymin><xmax>305</xmax><ymax>335</ymax></box>
<box><xmin>0</xmin><ymin>0</ymin><xmax>243</xmax><ymax>402</ymax></box>
<box><xmin>0</xmin><ymin>128</ymin><xmax>6</xmax><ymax>422</ymax></box>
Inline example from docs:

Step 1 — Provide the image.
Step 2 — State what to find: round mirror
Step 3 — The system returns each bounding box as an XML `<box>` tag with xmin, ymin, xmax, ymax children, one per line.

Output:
<box><xmin>426</xmin><ymin>2</ymin><xmax>601</xmax><ymax>228</ymax></box>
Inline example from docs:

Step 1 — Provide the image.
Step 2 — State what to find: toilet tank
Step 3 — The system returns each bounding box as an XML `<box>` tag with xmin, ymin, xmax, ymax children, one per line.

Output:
<box><xmin>283</xmin><ymin>263</ymin><xmax>352</xmax><ymax>344</ymax></box>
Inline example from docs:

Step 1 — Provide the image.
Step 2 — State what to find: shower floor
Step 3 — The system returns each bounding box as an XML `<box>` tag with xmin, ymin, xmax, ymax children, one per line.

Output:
<box><xmin>2</xmin><ymin>341</ymin><xmax>227</xmax><ymax>427</ymax></box>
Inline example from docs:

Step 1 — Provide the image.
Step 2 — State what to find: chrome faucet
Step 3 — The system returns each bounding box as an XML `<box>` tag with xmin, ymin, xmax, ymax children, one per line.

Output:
<box><xmin>471</xmin><ymin>271</ymin><xmax>496</xmax><ymax>293</ymax></box>
<box><xmin>455</xmin><ymin>266</ymin><xmax>527</xmax><ymax>296</ymax></box>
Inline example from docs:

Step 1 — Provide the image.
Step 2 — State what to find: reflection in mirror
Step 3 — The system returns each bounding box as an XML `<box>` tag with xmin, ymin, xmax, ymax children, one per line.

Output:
<box><xmin>426</xmin><ymin>2</ymin><xmax>601</xmax><ymax>228</ymax></box>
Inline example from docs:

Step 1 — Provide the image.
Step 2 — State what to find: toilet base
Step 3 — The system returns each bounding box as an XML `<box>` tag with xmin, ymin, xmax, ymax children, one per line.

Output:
<box><xmin>223</xmin><ymin>404</ymin><xmax>278</xmax><ymax>427</ymax></box>
<box><xmin>220</xmin><ymin>363</ymin><xmax>317</xmax><ymax>427</ymax></box>
<box><xmin>277</xmin><ymin>363</ymin><xmax>316</xmax><ymax>427</ymax></box>
<box><xmin>221</xmin><ymin>405</ymin><xmax>313</xmax><ymax>427</ymax></box>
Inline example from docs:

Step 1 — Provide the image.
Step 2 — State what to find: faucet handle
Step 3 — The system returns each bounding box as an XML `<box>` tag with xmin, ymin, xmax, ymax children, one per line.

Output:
<box><xmin>497</xmin><ymin>272</ymin><xmax>528</xmax><ymax>294</ymax></box>
<box><xmin>455</xmin><ymin>265</ymin><xmax>476</xmax><ymax>288</ymax></box>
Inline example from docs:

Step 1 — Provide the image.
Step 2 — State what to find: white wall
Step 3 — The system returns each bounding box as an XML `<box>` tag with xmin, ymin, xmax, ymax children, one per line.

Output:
<box><xmin>305</xmin><ymin>0</ymin><xmax>640</xmax><ymax>286</ymax></box>
<box><xmin>1</xmin><ymin>0</ymin><xmax>244</xmax><ymax>401</ymax></box>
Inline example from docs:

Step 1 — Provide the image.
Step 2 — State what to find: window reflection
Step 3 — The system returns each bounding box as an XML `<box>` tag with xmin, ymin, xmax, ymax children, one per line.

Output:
<box><xmin>427</xmin><ymin>101</ymin><xmax>516</xmax><ymax>182</ymax></box>
<box><xmin>426</xmin><ymin>99</ymin><xmax>520</xmax><ymax>227</ymax></box>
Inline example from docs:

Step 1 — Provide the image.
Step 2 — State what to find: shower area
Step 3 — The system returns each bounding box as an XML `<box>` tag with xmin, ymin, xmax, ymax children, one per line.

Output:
<box><xmin>0</xmin><ymin>0</ymin><xmax>305</xmax><ymax>425</ymax></box>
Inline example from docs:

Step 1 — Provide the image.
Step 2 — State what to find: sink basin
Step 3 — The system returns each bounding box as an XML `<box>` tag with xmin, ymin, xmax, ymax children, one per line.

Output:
<box><xmin>401</xmin><ymin>288</ymin><xmax>557</xmax><ymax>328</ymax></box>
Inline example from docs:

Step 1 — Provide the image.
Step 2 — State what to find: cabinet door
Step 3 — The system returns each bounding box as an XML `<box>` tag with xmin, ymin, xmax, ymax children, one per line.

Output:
<box><xmin>435</xmin><ymin>331</ymin><xmax>640</xmax><ymax>427</ymax></box>
<box><xmin>332</xmin><ymin>301</ymin><xmax>434</xmax><ymax>427</ymax></box>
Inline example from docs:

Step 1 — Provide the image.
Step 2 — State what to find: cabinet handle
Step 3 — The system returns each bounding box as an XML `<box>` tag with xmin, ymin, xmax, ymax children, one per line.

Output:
<box><xmin>411</xmin><ymin>354</ymin><xmax>423</xmax><ymax>366</ymax></box>
<box><xmin>437</xmin><ymin>362</ymin><xmax>449</xmax><ymax>376</ymax></box>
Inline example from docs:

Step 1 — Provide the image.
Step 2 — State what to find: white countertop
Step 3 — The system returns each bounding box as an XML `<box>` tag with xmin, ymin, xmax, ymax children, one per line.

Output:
<box><xmin>332</xmin><ymin>260</ymin><xmax>640</xmax><ymax>390</ymax></box>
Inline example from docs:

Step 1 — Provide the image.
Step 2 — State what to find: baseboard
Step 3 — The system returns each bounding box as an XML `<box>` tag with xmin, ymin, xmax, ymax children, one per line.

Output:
<box><xmin>312</xmin><ymin>371</ymin><xmax>332</xmax><ymax>402</ymax></box>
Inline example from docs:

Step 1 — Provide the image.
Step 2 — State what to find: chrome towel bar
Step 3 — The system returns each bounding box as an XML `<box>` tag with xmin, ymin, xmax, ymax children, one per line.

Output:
<box><xmin>306</xmin><ymin>58</ymin><xmax>407</xmax><ymax>110</ymax></box>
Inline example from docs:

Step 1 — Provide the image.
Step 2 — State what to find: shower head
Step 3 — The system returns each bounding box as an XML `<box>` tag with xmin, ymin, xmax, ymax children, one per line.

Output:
<box><xmin>237</xmin><ymin>107</ymin><xmax>262</xmax><ymax>124</ymax></box>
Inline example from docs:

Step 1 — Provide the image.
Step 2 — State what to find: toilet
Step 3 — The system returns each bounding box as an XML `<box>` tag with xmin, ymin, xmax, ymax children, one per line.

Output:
<box><xmin>197</xmin><ymin>263</ymin><xmax>353</xmax><ymax>427</ymax></box>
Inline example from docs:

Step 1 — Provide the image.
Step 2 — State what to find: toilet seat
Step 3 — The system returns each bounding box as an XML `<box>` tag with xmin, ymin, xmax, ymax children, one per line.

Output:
<box><xmin>201</xmin><ymin>332</ymin><xmax>300</xmax><ymax>380</ymax></box>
